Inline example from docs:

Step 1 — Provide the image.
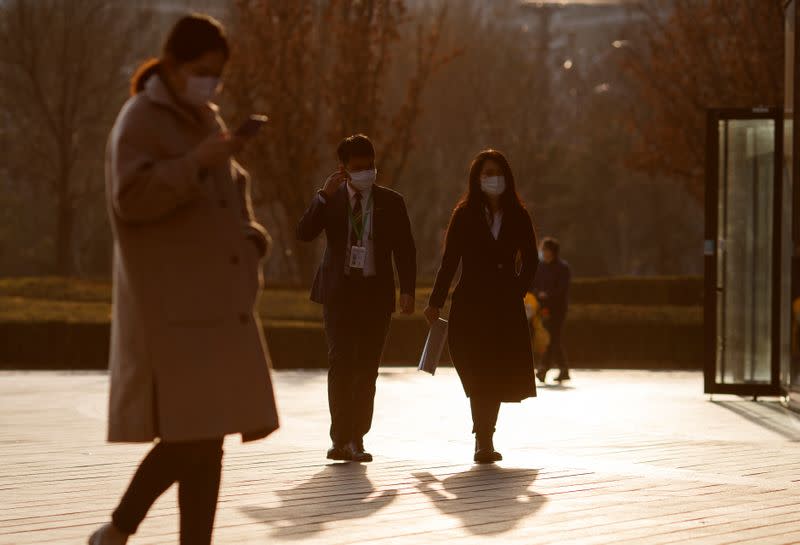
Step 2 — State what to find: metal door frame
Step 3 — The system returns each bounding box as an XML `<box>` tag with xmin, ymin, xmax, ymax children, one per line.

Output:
<box><xmin>704</xmin><ymin>107</ymin><xmax>785</xmax><ymax>397</ymax></box>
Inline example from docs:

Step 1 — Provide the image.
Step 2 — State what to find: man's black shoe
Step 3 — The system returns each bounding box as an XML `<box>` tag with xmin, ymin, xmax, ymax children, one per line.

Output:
<box><xmin>326</xmin><ymin>442</ymin><xmax>352</xmax><ymax>461</ymax></box>
<box><xmin>349</xmin><ymin>440</ymin><xmax>373</xmax><ymax>463</ymax></box>
<box><xmin>555</xmin><ymin>370</ymin><xmax>571</xmax><ymax>382</ymax></box>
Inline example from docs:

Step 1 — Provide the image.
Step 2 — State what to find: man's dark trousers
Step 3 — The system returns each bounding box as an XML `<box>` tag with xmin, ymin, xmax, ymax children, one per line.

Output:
<box><xmin>540</xmin><ymin>312</ymin><xmax>567</xmax><ymax>372</ymax></box>
<box><xmin>323</xmin><ymin>276</ymin><xmax>391</xmax><ymax>444</ymax></box>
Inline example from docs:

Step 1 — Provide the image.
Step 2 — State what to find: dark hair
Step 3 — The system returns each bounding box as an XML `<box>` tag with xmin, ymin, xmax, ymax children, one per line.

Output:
<box><xmin>542</xmin><ymin>237</ymin><xmax>560</xmax><ymax>256</ymax></box>
<box><xmin>130</xmin><ymin>13</ymin><xmax>230</xmax><ymax>96</ymax></box>
<box><xmin>457</xmin><ymin>149</ymin><xmax>526</xmax><ymax>214</ymax></box>
<box><xmin>337</xmin><ymin>134</ymin><xmax>376</xmax><ymax>165</ymax></box>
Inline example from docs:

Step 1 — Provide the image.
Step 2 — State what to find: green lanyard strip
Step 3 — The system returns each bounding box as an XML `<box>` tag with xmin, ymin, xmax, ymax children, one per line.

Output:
<box><xmin>346</xmin><ymin>192</ymin><xmax>373</xmax><ymax>245</ymax></box>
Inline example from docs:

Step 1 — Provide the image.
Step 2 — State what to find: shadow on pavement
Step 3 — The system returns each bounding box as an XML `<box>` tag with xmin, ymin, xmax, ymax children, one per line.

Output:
<box><xmin>713</xmin><ymin>400</ymin><xmax>800</xmax><ymax>441</ymax></box>
<box><xmin>412</xmin><ymin>465</ymin><xmax>547</xmax><ymax>535</ymax></box>
<box><xmin>537</xmin><ymin>383</ymin><xmax>575</xmax><ymax>391</ymax></box>
<box><xmin>240</xmin><ymin>463</ymin><xmax>397</xmax><ymax>539</ymax></box>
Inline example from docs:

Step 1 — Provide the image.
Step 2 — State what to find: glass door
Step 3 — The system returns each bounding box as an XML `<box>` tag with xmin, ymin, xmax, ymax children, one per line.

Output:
<box><xmin>704</xmin><ymin>108</ymin><xmax>785</xmax><ymax>397</ymax></box>
<box><xmin>785</xmin><ymin>0</ymin><xmax>800</xmax><ymax>411</ymax></box>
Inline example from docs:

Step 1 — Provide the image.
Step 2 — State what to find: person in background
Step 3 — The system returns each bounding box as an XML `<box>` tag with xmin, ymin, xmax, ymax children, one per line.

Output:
<box><xmin>424</xmin><ymin>149</ymin><xmax>538</xmax><ymax>464</ymax></box>
<box><xmin>532</xmin><ymin>237</ymin><xmax>572</xmax><ymax>383</ymax></box>
<box><xmin>297</xmin><ymin>134</ymin><xmax>416</xmax><ymax>463</ymax></box>
<box><xmin>92</xmin><ymin>14</ymin><xmax>279</xmax><ymax>545</ymax></box>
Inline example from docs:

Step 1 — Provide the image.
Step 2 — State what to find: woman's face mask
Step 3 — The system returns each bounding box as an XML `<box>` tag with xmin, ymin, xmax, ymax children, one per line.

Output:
<box><xmin>480</xmin><ymin>175</ymin><xmax>506</xmax><ymax>196</ymax></box>
<box><xmin>348</xmin><ymin>169</ymin><xmax>377</xmax><ymax>192</ymax></box>
<box><xmin>183</xmin><ymin>75</ymin><xmax>221</xmax><ymax>106</ymax></box>
<box><xmin>174</xmin><ymin>51</ymin><xmax>227</xmax><ymax>107</ymax></box>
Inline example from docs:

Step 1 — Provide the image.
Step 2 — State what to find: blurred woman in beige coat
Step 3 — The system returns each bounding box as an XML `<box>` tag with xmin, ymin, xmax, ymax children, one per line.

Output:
<box><xmin>90</xmin><ymin>14</ymin><xmax>278</xmax><ymax>545</ymax></box>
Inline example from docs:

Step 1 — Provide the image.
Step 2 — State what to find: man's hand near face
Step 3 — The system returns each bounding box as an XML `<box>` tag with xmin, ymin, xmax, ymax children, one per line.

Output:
<box><xmin>322</xmin><ymin>167</ymin><xmax>348</xmax><ymax>198</ymax></box>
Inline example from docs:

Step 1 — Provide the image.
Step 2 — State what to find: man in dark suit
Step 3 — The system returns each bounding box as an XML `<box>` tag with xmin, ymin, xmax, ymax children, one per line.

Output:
<box><xmin>297</xmin><ymin>134</ymin><xmax>416</xmax><ymax>462</ymax></box>
<box><xmin>532</xmin><ymin>237</ymin><xmax>571</xmax><ymax>383</ymax></box>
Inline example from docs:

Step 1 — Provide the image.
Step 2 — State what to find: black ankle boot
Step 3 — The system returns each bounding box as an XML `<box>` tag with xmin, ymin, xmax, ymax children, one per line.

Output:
<box><xmin>474</xmin><ymin>435</ymin><xmax>502</xmax><ymax>464</ymax></box>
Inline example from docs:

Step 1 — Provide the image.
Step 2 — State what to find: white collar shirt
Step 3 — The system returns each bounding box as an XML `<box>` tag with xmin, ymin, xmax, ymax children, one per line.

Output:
<box><xmin>485</xmin><ymin>207</ymin><xmax>503</xmax><ymax>240</ymax></box>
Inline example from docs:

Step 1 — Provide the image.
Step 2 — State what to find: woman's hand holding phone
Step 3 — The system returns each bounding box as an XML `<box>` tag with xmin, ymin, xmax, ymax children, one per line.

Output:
<box><xmin>235</xmin><ymin>115</ymin><xmax>269</xmax><ymax>138</ymax></box>
<box><xmin>192</xmin><ymin>132</ymin><xmax>243</xmax><ymax>169</ymax></box>
<box><xmin>192</xmin><ymin>114</ymin><xmax>269</xmax><ymax>170</ymax></box>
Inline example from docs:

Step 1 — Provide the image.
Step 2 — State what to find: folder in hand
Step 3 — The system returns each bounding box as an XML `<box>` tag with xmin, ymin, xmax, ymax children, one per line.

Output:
<box><xmin>418</xmin><ymin>318</ymin><xmax>448</xmax><ymax>375</ymax></box>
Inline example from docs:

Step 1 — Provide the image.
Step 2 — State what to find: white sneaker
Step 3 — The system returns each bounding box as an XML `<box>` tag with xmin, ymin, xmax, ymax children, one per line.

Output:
<box><xmin>88</xmin><ymin>523</ymin><xmax>128</xmax><ymax>545</ymax></box>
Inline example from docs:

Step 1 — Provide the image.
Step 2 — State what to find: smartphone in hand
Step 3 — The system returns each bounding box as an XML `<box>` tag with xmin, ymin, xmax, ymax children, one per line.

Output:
<box><xmin>235</xmin><ymin>114</ymin><xmax>269</xmax><ymax>138</ymax></box>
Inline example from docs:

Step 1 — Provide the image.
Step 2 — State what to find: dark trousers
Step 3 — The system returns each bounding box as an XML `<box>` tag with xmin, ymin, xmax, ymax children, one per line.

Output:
<box><xmin>112</xmin><ymin>438</ymin><xmax>224</xmax><ymax>545</ymax></box>
<box><xmin>540</xmin><ymin>313</ymin><xmax>568</xmax><ymax>372</ymax></box>
<box><xmin>470</xmin><ymin>396</ymin><xmax>501</xmax><ymax>437</ymax></box>
<box><xmin>323</xmin><ymin>277</ymin><xmax>392</xmax><ymax>444</ymax></box>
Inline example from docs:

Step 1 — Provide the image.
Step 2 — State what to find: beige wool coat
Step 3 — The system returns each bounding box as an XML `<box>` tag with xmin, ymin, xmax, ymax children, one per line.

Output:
<box><xmin>105</xmin><ymin>75</ymin><xmax>279</xmax><ymax>443</ymax></box>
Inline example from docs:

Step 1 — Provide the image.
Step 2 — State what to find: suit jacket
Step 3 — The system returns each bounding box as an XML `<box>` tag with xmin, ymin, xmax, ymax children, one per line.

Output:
<box><xmin>297</xmin><ymin>184</ymin><xmax>416</xmax><ymax>313</ymax></box>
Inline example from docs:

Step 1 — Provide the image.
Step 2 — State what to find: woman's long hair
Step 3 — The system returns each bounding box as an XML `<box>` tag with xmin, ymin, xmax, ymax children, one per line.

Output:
<box><xmin>457</xmin><ymin>149</ymin><xmax>526</xmax><ymax>214</ymax></box>
<box><xmin>443</xmin><ymin>149</ymin><xmax>527</xmax><ymax>243</ymax></box>
<box><xmin>129</xmin><ymin>13</ymin><xmax>230</xmax><ymax>96</ymax></box>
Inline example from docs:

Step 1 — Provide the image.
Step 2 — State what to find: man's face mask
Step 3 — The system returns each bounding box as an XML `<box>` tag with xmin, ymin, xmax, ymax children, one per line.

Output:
<box><xmin>348</xmin><ymin>169</ymin><xmax>377</xmax><ymax>192</ymax></box>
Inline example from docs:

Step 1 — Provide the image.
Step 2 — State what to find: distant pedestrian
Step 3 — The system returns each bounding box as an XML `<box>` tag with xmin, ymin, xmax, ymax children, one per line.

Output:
<box><xmin>91</xmin><ymin>14</ymin><xmax>278</xmax><ymax>545</ymax></box>
<box><xmin>532</xmin><ymin>237</ymin><xmax>571</xmax><ymax>383</ymax></box>
<box><xmin>425</xmin><ymin>149</ymin><xmax>538</xmax><ymax>464</ymax></box>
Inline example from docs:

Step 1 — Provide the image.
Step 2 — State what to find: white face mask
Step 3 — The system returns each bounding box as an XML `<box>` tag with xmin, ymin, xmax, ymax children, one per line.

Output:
<box><xmin>480</xmin><ymin>175</ymin><xmax>506</xmax><ymax>196</ymax></box>
<box><xmin>184</xmin><ymin>75</ymin><xmax>221</xmax><ymax>106</ymax></box>
<box><xmin>348</xmin><ymin>169</ymin><xmax>377</xmax><ymax>192</ymax></box>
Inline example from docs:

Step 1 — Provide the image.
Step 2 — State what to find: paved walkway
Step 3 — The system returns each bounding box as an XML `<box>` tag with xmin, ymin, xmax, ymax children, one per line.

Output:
<box><xmin>2</xmin><ymin>369</ymin><xmax>800</xmax><ymax>544</ymax></box>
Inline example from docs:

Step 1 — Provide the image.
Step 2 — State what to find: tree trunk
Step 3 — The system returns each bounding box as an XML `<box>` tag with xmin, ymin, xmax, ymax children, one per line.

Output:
<box><xmin>55</xmin><ymin>187</ymin><xmax>74</xmax><ymax>276</ymax></box>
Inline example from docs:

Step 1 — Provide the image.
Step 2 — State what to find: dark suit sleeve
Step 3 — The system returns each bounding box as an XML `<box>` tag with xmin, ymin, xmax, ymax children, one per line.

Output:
<box><xmin>393</xmin><ymin>196</ymin><xmax>417</xmax><ymax>296</ymax></box>
<box><xmin>297</xmin><ymin>192</ymin><xmax>327</xmax><ymax>242</ymax></box>
<box><xmin>429</xmin><ymin>209</ymin><xmax>464</xmax><ymax>309</ymax></box>
<box><xmin>551</xmin><ymin>263</ymin><xmax>571</xmax><ymax>305</ymax></box>
<box><xmin>531</xmin><ymin>271</ymin><xmax>542</xmax><ymax>294</ymax></box>
<box><xmin>517</xmin><ymin>210</ymin><xmax>539</xmax><ymax>297</ymax></box>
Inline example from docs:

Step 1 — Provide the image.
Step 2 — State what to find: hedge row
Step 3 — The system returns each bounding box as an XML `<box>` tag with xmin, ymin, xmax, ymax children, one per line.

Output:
<box><xmin>0</xmin><ymin>275</ymin><xmax>704</xmax><ymax>307</ymax></box>
<box><xmin>0</xmin><ymin>310</ymin><xmax>703</xmax><ymax>371</ymax></box>
<box><xmin>568</xmin><ymin>276</ymin><xmax>703</xmax><ymax>306</ymax></box>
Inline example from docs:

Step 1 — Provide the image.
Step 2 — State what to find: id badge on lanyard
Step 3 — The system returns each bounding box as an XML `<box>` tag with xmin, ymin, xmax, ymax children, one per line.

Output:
<box><xmin>348</xmin><ymin>194</ymin><xmax>372</xmax><ymax>270</ymax></box>
<box><xmin>349</xmin><ymin>245</ymin><xmax>367</xmax><ymax>269</ymax></box>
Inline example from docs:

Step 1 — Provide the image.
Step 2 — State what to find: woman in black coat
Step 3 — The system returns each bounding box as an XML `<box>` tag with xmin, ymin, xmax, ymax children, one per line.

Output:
<box><xmin>424</xmin><ymin>149</ymin><xmax>538</xmax><ymax>464</ymax></box>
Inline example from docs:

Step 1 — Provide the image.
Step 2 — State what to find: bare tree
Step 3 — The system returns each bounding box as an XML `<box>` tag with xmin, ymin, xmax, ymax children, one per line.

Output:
<box><xmin>619</xmin><ymin>0</ymin><xmax>784</xmax><ymax>200</ymax></box>
<box><xmin>0</xmin><ymin>0</ymin><xmax>150</xmax><ymax>275</ymax></box>
<box><xmin>226</xmin><ymin>0</ymin><xmax>449</xmax><ymax>285</ymax></box>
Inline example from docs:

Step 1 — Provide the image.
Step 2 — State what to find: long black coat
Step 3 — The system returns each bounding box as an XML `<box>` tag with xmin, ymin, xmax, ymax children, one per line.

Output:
<box><xmin>429</xmin><ymin>204</ymin><xmax>538</xmax><ymax>401</ymax></box>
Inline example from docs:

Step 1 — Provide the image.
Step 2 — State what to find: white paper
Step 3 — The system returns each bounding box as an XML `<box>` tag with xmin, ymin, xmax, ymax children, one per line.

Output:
<box><xmin>418</xmin><ymin>318</ymin><xmax>448</xmax><ymax>375</ymax></box>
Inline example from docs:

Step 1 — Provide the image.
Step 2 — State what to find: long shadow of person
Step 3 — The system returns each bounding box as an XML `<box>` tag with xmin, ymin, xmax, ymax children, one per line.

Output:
<box><xmin>241</xmin><ymin>463</ymin><xmax>397</xmax><ymax>540</ymax></box>
<box><xmin>413</xmin><ymin>466</ymin><xmax>547</xmax><ymax>535</ymax></box>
